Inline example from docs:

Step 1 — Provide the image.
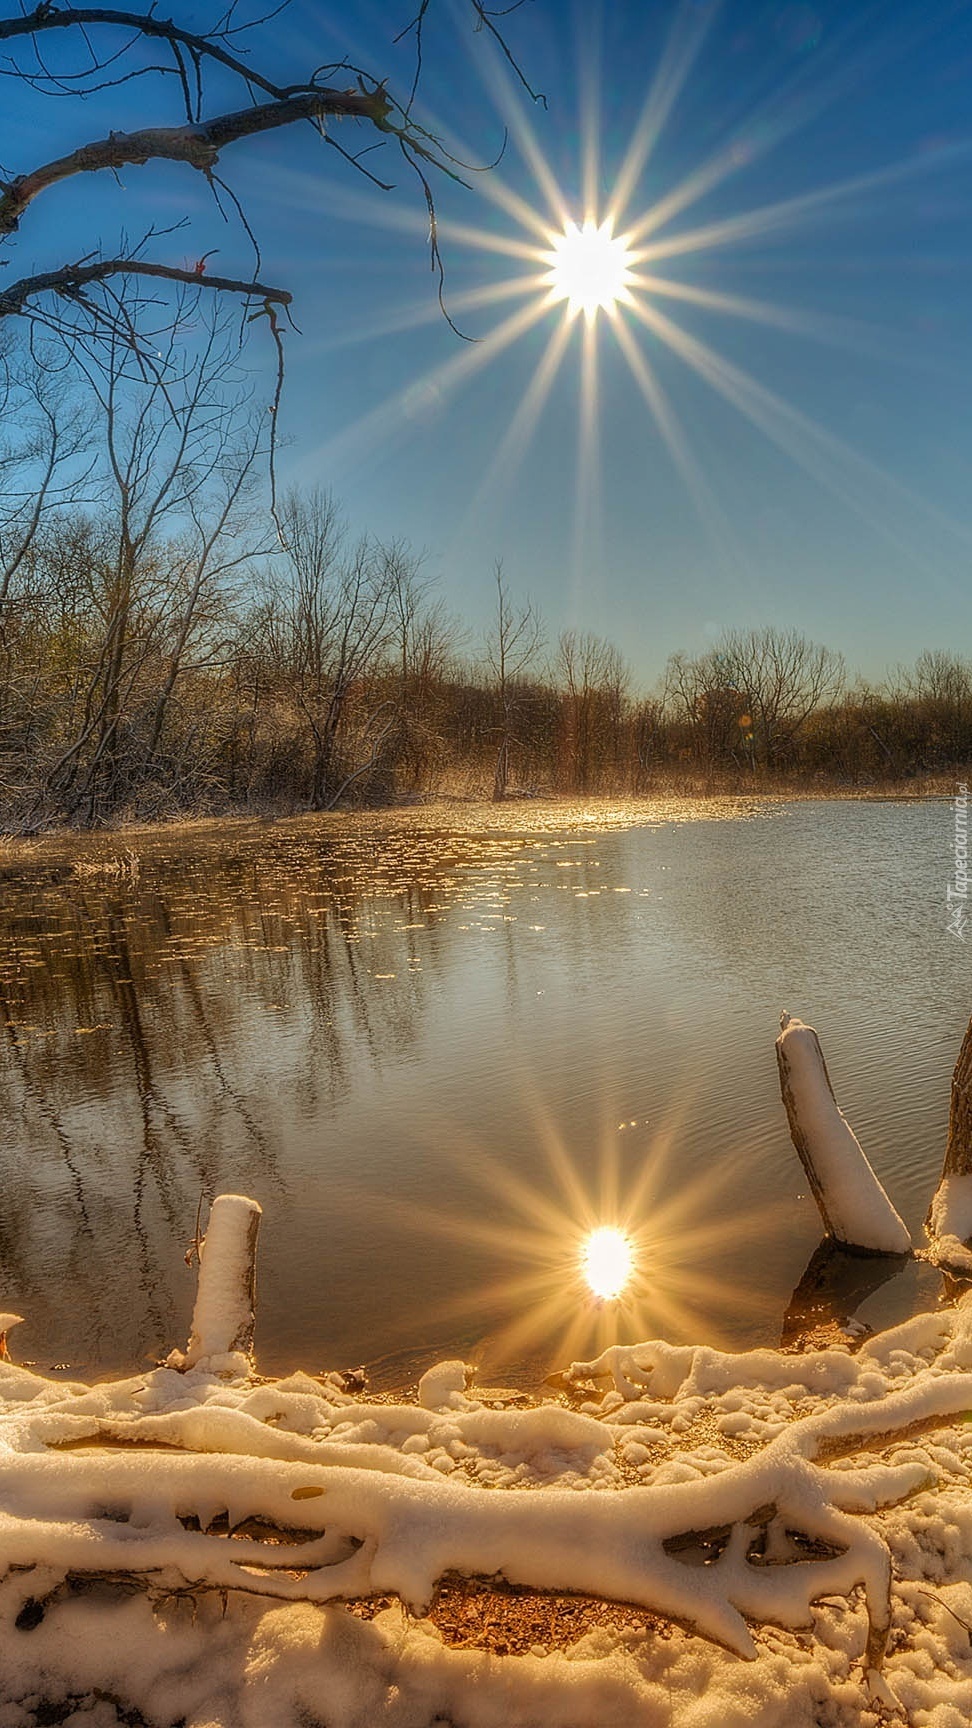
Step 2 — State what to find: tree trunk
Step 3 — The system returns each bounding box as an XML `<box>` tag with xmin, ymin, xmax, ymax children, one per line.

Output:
<box><xmin>940</xmin><ymin>1014</ymin><xmax>972</xmax><ymax>1182</ymax></box>
<box><xmin>492</xmin><ymin>738</ymin><xmax>509</xmax><ymax>802</ymax></box>
<box><xmin>925</xmin><ymin>1013</ymin><xmax>972</xmax><ymax>1273</ymax></box>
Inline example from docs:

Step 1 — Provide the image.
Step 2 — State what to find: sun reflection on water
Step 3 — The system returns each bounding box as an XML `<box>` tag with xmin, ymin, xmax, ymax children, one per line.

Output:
<box><xmin>359</xmin><ymin>1079</ymin><xmax>786</xmax><ymax>1384</ymax></box>
<box><xmin>581</xmin><ymin>1225</ymin><xmax>634</xmax><ymax>1300</ymax></box>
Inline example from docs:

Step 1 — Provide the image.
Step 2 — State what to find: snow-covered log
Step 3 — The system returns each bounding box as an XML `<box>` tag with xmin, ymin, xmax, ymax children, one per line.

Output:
<box><xmin>10</xmin><ymin>1298</ymin><xmax>972</xmax><ymax>1686</ymax></box>
<box><xmin>1</xmin><ymin>1348</ymin><xmax>944</xmax><ymax>1676</ymax></box>
<box><xmin>0</xmin><ymin>1434</ymin><xmax>903</xmax><ymax>1670</ymax></box>
<box><xmin>168</xmin><ymin>1195</ymin><xmax>262</xmax><ymax>1373</ymax></box>
<box><xmin>926</xmin><ymin>1013</ymin><xmax>972</xmax><ymax>1274</ymax></box>
<box><xmin>776</xmin><ymin>1013</ymin><xmax>911</xmax><ymax>1256</ymax></box>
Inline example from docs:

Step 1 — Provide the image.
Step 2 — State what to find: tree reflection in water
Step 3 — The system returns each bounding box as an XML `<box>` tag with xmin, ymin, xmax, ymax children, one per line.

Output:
<box><xmin>0</xmin><ymin>821</ymin><xmax>480</xmax><ymax>1369</ymax></box>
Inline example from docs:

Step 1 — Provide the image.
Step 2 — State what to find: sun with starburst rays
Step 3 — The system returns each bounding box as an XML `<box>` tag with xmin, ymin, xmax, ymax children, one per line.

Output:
<box><xmin>301</xmin><ymin>2</ymin><xmax>965</xmax><ymax>585</ymax></box>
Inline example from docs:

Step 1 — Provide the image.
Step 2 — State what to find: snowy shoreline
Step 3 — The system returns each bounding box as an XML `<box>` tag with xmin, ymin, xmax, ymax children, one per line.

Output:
<box><xmin>5</xmin><ymin>1291</ymin><xmax>972</xmax><ymax>1726</ymax></box>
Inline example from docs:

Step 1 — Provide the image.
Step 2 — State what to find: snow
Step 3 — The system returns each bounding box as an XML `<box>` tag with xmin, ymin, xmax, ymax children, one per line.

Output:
<box><xmin>8</xmin><ymin>1292</ymin><xmax>972</xmax><ymax>1722</ymax></box>
<box><xmin>777</xmin><ymin>1015</ymin><xmax>912</xmax><ymax>1255</ymax></box>
<box><xmin>927</xmin><ymin>1175</ymin><xmax>972</xmax><ymax>1275</ymax></box>
<box><xmin>417</xmin><ymin>1359</ymin><xmax>469</xmax><ymax>1410</ymax></box>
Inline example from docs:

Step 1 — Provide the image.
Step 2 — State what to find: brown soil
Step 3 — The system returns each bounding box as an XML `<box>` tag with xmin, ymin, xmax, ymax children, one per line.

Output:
<box><xmin>346</xmin><ymin>1573</ymin><xmax>672</xmax><ymax>1655</ymax></box>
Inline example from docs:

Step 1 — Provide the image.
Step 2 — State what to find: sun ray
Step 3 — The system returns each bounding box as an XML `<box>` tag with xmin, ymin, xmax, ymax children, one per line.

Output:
<box><xmin>629</xmin><ymin>140</ymin><xmax>970</xmax><ymax>260</ymax></box>
<box><xmin>441</xmin><ymin>1265</ymin><xmax>582</xmax><ymax>1321</ymax></box>
<box><xmin>302</xmin><ymin>292</ymin><xmax>555</xmax><ymax>477</ymax></box>
<box><xmin>626</xmin><ymin>272</ymin><xmax>917</xmax><ymax>370</ymax></box>
<box><xmin>606</xmin><ymin>0</ymin><xmax>718</xmax><ymax>230</ymax></box>
<box><xmin>626</xmin><ymin>292</ymin><xmax>972</xmax><ymax>572</ymax></box>
<box><xmin>305</xmin><ymin>272</ymin><xmax>556</xmax><ymax>358</ymax></box>
<box><xmin>437</xmin><ymin>218</ymin><xmax>552</xmax><ymax>265</ymax></box>
<box><xmin>578</xmin><ymin>10</ymin><xmax>602</xmax><ymax>224</ymax></box>
<box><xmin>460</xmin><ymin>1133</ymin><xmax>594</xmax><ymax>1242</ymax></box>
<box><xmin>609</xmin><ymin>313</ymin><xmax>745</xmax><ymax>568</ymax></box>
<box><xmin>619</xmin><ymin>4</ymin><xmax>945</xmax><ymax>248</ymax></box>
<box><xmin>453</xmin><ymin>308</ymin><xmax>573</xmax><ymax>538</ymax></box>
<box><xmin>528</xmin><ymin>1092</ymin><xmax>607</xmax><ymax>1229</ymax></box>
<box><xmin>456</xmin><ymin>15</ymin><xmax>571</xmax><ymax>233</ymax></box>
<box><xmin>595</xmin><ymin>1126</ymin><xmax>622</xmax><ymax>1224</ymax></box>
<box><xmin>417</xmin><ymin>103</ymin><xmax>566</xmax><ymax>246</ymax></box>
<box><xmin>249</xmin><ymin>158</ymin><xmax>433</xmax><ymax>239</ymax></box>
<box><xmin>571</xmin><ymin>313</ymin><xmax>602</xmax><ymax>609</ymax></box>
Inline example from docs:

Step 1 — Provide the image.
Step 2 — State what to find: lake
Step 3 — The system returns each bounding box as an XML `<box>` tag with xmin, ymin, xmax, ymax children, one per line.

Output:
<box><xmin>0</xmin><ymin>796</ymin><xmax>966</xmax><ymax>1387</ymax></box>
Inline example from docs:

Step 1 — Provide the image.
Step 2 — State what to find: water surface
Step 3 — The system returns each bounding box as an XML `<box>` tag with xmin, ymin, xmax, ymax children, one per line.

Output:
<box><xmin>0</xmin><ymin>797</ymin><xmax>965</xmax><ymax>1385</ymax></box>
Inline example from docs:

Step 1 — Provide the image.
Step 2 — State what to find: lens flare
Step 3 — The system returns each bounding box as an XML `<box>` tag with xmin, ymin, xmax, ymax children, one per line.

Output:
<box><xmin>544</xmin><ymin>219</ymin><xmax>633</xmax><ymax>321</ymax></box>
<box><xmin>581</xmin><ymin>1226</ymin><xmax>634</xmax><ymax>1299</ymax></box>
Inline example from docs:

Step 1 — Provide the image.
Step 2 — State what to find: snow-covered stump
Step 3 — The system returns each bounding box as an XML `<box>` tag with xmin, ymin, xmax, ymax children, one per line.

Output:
<box><xmin>926</xmin><ymin>1012</ymin><xmax>972</xmax><ymax>1275</ymax></box>
<box><xmin>776</xmin><ymin>1014</ymin><xmax>911</xmax><ymax>1256</ymax></box>
<box><xmin>168</xmin><ymin>1195</ymin><xmax>262</xmax><ymax>1375</ymax></box>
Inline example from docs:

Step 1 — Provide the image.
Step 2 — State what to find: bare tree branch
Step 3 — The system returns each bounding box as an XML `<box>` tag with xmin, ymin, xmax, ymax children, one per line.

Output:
<box><xmin>0</xmin><ymin>258</ymin><xmax>291</xmax><ymax>320</ymax></box>
<box><xmin>0</xmin><ymin>6</ymin><xmax>298</xmax><ymax>103</ymax></box>
<box><xmin>0</xmin><ymin>86</ymin><xmax>392</xmax><ymax>236</ymax></box>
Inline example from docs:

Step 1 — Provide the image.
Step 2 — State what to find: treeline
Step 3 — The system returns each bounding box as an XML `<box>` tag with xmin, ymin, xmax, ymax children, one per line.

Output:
<box><xmin>2</xmin><ymin>487</ymin><xmax>971</xmax><ymax>830</ymax></box>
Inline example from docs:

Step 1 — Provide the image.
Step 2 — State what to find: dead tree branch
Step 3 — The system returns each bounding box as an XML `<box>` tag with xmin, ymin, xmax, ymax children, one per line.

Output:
<box><xmin>0</xmin><ymin>87</ymin><xmax>391</xmax><ymax>236</ymax></box>
<box><xmin>0</xmin><ymin>259</ymin><xmax>291</xmax><ymax>320</ymax></box>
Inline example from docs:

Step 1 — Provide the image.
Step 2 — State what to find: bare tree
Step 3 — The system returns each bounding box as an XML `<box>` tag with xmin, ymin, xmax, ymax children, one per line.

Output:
<box><xmin>255</xmin><ymin>488</ymin><xmax>409</xmax><ymax>810</ymax></box>
<box><xmin>556</xmin><ymin>628</ymin><xmax>629</xmax><ymax>793</ymax></box>
<box><xmin>716</xmin><ymin>629</ymin><xmax>844</xmax><ymax>771</ymax></box>
<box><xmin>485</xmin><ymin>561</ymin><xmax>543</xmax><ymax>801</ymax></box>
<box><xmin>664</xmin><ymin>649</ymin><xmax>744</xmax><ymax>771</ymax></box>
<box><xmin>892</xmin><ymin>650</ymin><xmax>972</xmax><ymax>768</ymax></box>
<box><xmin>0</xmin><ymin>340</ymin><xmax>92</xmax><ymax>807</ymax></box>
<box><xmin>665</xmin><ymin>629</ymin><xmax>844</xmax><ymax>775</ymax></box>
<box><xmin>386</xmin><ymin>554</ymin><xmax>461</xmax><ymax>794</ymax></box>
<box><xmin>19</xmin><ymin>290</ymin><xmax>266</xmax><ymax>825</ymax></box>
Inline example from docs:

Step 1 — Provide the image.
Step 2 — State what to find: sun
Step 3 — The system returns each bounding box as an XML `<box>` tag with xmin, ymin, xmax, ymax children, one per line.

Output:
<box><xmin>309</xmin><ymin>7</ymin><xmax>943</xmax><ymax>588</ymax></box>
<box><xmin>543</xmin><ymin>218</ymin><xmax>633</xmax><ymax>322</ymax></box>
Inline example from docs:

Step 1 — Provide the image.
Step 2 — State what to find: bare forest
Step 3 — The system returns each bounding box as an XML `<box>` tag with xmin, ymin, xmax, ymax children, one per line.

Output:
<box><xmin>2</xmin><ymin>427</ymin><xmax>969</xmax><ymax>828</ymax></box>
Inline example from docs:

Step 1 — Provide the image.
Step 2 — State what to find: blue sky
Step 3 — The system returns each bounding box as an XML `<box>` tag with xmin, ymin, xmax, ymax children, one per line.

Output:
<box><xmin>6</xmin><ymin>0</ymin><xmax>972</xmax><ymax>687</ymax></box>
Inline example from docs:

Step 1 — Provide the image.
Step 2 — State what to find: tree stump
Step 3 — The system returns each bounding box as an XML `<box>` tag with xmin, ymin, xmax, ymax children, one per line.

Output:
<box><xmin>776</xmin><ymin>1014</ymin><xmax>911</xmax><ymax>1256</ymax></box>
<box><xmin>169</xmin><ymin>1194</ymin><xmax>262</xmax><ymax>1372</ymax></box>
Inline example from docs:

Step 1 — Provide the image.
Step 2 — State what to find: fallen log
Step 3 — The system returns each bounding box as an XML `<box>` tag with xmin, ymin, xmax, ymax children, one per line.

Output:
<box><xmin>775</xmin><ymin>1013</ymin><xmax>911</xmax><ymax>1256</ymax></box>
